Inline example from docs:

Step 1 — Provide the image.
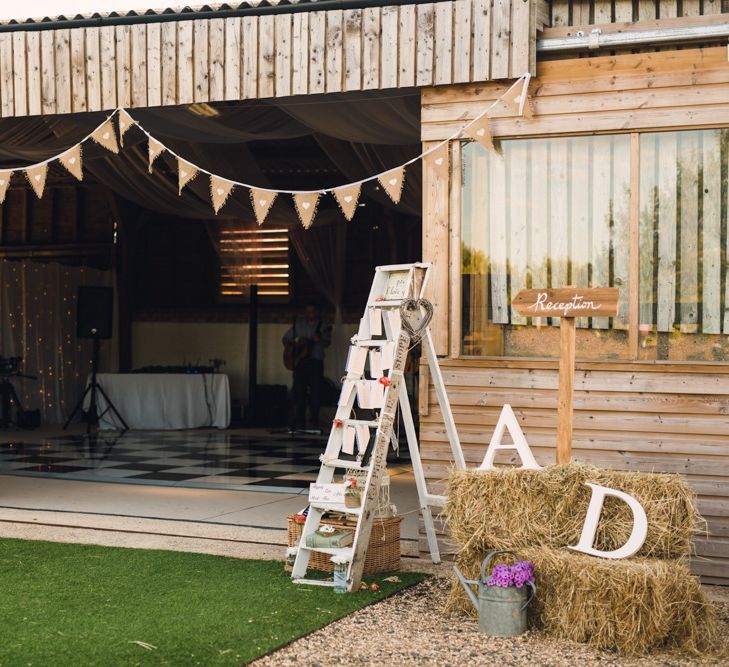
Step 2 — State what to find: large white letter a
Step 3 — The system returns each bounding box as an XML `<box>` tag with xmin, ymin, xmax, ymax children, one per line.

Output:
<box><xmin>477</xmin><ymin>404</ymin><xmax>542</xmax><ymax>471</ymax></box>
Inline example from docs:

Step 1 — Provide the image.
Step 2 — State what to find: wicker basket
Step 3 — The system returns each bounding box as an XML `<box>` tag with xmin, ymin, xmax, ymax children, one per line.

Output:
<box><xmin>287</xmin><ymin>514</ymin><xmax>401</xmax><ymax>574</ymax></box>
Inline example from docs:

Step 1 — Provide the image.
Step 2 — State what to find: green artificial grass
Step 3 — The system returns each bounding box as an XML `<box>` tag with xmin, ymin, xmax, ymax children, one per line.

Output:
<box><xmin>0</xmin><ymin>538</ymin><xmax>425</xmax><ymax>666</ymax></box>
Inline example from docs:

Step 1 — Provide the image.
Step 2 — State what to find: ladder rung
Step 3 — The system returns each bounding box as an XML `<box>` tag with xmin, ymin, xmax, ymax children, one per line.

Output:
<box><xmin>369</xmin><ymin>300</ymin><xmax>402</xmax><ymax>307</ymax></box>
<box><xmin>339</xmin><ymin>419</ymin><xmax>379</xmax><ymax>428</ymax></box>
<box><xmin>353</xmin><ymin>339</ymin><xmax>388</xmax><ymax>347</ymax></box>
<box><xmin>292</xmin><ymin>578</ymin><xmax>336</xmax><ymax>587</ymax></box>
<box><xmin>320</xmin><ymin>458</ymin><xmax>369</xmax><ymax>471</ymax></box>
<box><xmin>310</xmin><ymin>502</ymin><xmax>362</xmax><ymax>516</ymax></box>
<box><xmin>301</xmin><ymin>546</ymin><xmax>354</xmax><ymax>559</ymax></box>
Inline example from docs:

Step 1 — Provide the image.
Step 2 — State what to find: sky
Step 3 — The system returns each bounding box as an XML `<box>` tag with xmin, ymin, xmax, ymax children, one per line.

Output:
<box><xmin>0</xmin><ymin>2</ymin><xmax>184</xmax><ymax>21</ymax></box>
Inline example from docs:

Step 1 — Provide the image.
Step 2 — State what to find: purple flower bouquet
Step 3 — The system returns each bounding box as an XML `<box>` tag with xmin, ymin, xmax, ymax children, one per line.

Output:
<box><xmin>487</xmin><ymin>561</ymin><xmax>535</xmax><ymax>588</ymax></box>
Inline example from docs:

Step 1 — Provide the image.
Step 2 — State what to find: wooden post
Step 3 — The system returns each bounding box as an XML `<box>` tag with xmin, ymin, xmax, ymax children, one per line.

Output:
<box><xmin>512</xmin><ymin>287</ymin><xmax>619</xmax><ymax>465</ymax></box>
<box><xmin>556</xmin><ymin>317</ymin><xmax>576</xmax><ymax>464</ymax></box>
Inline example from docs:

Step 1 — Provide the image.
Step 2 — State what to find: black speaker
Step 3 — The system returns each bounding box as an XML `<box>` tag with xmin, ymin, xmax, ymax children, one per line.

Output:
<box><xmin>76</xmin><ymin>286</ymin><xmax>114</xmax><ymax>340</ymax></box>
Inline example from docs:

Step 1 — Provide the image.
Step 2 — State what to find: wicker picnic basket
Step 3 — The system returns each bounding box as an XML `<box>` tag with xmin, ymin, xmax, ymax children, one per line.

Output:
<box><xmin>287</xmin><ymin>514</ymin><xmax>401</xmax><ymax>574</ymax></box>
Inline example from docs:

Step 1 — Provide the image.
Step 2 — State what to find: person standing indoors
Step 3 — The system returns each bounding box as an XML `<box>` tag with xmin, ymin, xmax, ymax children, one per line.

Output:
<box><xmin>282</xmin><ymin>304</ymin><xmax>332</xmax><ymax>433</ymax></box>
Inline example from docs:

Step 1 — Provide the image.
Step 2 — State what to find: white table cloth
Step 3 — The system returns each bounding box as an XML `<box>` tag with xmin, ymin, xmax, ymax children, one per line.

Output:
<box><xmin>86</xmin><ymin>373</ymin><xmax>231</xmax><ymax>430</ymax></box>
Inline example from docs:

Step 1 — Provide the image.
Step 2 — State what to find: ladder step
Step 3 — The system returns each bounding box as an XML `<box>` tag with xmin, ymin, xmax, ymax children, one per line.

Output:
<box><xmin>369</xmin><ymin>300</ymin><xmax>402</xmax><ymax>308</ymax></box>
<box><xmin>301</xmin><ymin>546</ymin><xmax>354</xmax><ymax>559</ymax></box>
<box><xmin>320</xmin><ymin>458</ymin><xmax>370</xmax><ymax>471</ymax></box>
<box><xmin>338</xmin><ymin>418</ymin><xmax>379</xmax><ymax>428</ymax></box>
<box><xmin>310</xmin><ymin>502</ymin><xmax>362</xmax><ymax>516</ymax></box>
<box><xmin>292</xmin><ymin>579</ymin><xmax>336</xmax><ymax>587</ymax></box>
<box><xmin>353</xmin><ymin>339</ymin><xmax>388</xmax><ymax>347</ymax></box>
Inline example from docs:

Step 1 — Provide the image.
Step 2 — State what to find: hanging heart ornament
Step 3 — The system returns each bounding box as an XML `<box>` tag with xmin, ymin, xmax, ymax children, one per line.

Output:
<box><xmin>399</xmin><ymin>298</ymin><xmax>434</xmax><ymax>340</ymax></box>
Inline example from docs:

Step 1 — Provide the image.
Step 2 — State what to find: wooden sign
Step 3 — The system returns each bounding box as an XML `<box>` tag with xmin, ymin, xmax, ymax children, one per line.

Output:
<box><xmin>512</xmin><ymin>287</ymin><xmax>619</xmax><ymax>467</ymax></box>
<box><xmin>512</xmin><ymin>288</ymin><xmax>619</xmax><ymax>318</ymax></box>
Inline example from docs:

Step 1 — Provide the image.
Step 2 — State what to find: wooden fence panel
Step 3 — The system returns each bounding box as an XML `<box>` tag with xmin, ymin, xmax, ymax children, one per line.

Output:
<box><xmin>224</xmin><ymin>17</ymin><xmax>241</xmax><ymax>101</ymax></box>
<box><xmin>343</xmin><ymin>8</ymin><xmax>362</xmax><ymax>92</ymax></box>
<box><xmin>208</xmin><ymin>18</ymin><xmax>225</xmax><ymax>102</ymax></box>
<box><xmin>100</xmin><ymin>26</ymin><xmax>117</xmax><ymax>110</ymax></box>
<box><xmin>0</xmin><ymin>1</ymin><xmax>541</xmax><ymax>116</ymax></box>
<box><xmin>26</xmin><ymin>32</ymin><xmax>41</xmax><ymax>117</ymax></box>
<box><xmin>54</xmin><ymin>30</ymin><xmax>72</xmax><ymax>114</ymax></box>
<box><xmin>12</xmin><ymin>33</ymin><xmax>26</xmax><ymax>117</ymax></box>
<box><xmin>274</xmin><ymin>14</ymin><xmax>291</xmax><ymax>98</ymax></box>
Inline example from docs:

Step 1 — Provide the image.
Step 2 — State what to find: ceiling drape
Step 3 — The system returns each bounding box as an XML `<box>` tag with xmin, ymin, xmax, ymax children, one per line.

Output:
<box><xmin>0</xmin><ymin>94</ymin><xmax>420</xmax><ymax>323</ymax></box>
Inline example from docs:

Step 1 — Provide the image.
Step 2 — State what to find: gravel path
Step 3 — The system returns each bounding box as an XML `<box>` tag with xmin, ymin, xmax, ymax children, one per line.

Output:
<box><xmin>251</xmin><ymin>578</ymin><xmax>729</xmax><ymax>667</ymax></box>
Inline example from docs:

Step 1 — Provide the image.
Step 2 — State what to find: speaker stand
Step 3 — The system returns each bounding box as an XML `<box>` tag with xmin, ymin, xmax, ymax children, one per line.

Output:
<box><xmin>0</xmin><ymin>378</ymin><xmax>23</xmax><ymax>427</ymax></box>
<box><xmin>63</xmin><ymin>337</ymin><xmax>129</xmax><ymax>433</ymax></box>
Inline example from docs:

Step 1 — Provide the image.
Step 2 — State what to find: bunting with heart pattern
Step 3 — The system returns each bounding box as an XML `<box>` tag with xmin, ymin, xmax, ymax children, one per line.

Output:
<box><xmin>293</xmin><ymin>192</ymin><xmax>321</xmax><ymax>229</ymax></box>
<box><xmin>25</xmin><ymin>164</ymin><xmax>48</xmax><ymax>199</ymax></box>
<box><xmin>210</xmin><ymin>176</ymin><xmax>235</xmax><ymax>214</ymax></box>
<box><xmin>59</xmin><ymin>145</ymin><xmax>83</xmax><ymax>181</ymax></box>
<box><xmin>0</xmin><ymin>73</ymin><xmax>534</xmax><ymax>224</ymax></box>
<box><xmin>250</xmin><ymin>188</ymin><xmax>278</xmax><ymax>226</ymax></box>
<box><xmin>332</xmin><ymin>183</ymin><xmax>361</xmax><ymax>221</ymax></box>
<box><xmin>378</xmin><ymin>166</ymin><xmax>405</xmax><ymax>204</ymax></box>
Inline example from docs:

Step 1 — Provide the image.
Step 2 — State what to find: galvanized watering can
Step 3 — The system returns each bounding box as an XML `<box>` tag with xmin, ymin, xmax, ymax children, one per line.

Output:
<box><xmin>453</xmin><ymin>550</ymin><xmax>536</xmax><ymax>637</ymax></box>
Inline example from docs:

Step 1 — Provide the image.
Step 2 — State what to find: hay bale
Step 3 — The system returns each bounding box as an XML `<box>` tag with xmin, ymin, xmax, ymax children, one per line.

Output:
<box><xmin>444</xmin><ymin>464</ymin><xmax>700</xmax><ymax>561</ymax></box>
<box><xmin>446</xmin><ymin>546</ymin><xmax>721</xmax><ymax>656</ymax></box>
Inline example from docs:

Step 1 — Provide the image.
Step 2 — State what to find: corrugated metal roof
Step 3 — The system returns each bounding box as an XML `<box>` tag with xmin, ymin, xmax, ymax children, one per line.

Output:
<box><xmin>0</xmin><ymin>2</ymin><xmax>313</xmax><ymax>26</ymax></box>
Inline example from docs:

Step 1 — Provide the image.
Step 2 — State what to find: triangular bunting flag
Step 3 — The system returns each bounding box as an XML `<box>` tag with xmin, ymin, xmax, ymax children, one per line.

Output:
<box><xmin>118</xmin><ymin>109</ymin><xmax>136</xmax><ymax>146</ymax></box>
<box><xmin>25</xmin><ymin>164</ymin><xmax>47</xmax><ymax>199</ymax></box>
<box><xmin>210</xmin><ymin>175</ymin><xmax>235</xmax><ymax>214</ymax></box>
<box><xmin>91</xmin><ymin>119</ymin><xmax>119</xmax><ymax>154</ymax></box>
<box><xmin>507</xmin><ymin>75</ymin><xmax>535</xmax><ymax>119</ymax></box>
<box><xmin>377</xmin><ymin>166</ymin><xmax>405</xmax><ymax>204</ymax></box>
<box><xmin>513</xmin><ymin>92</ymin><xmax>535</xmax><ymax>119</ymax></box>
<box><xmin>333</xmin><ymin>183</ymin><xmax>361</xmax><ymax>221</ymax></box>
<box><xmin>177</xmin><ymin>159</ymin><xmax>199</xmax><ymax>194</ymax></box>
<box><xmin>426</xmin><ymin>143</ymin><xmax>449</xmax><ymax>179</ymax></box>
<box><xmin>293</xmin><ymin>192</ymin><xmax>321</xmax><ymax>229</ymax></box>
<box><xmin>148</xmin><ymin>137</ymin><xmax>166</xmax><ymax>173</ymax></box>
<box><xmin>249</xmin><ymin>188</ymin><xmax>278</xmax><ymax>226</ymax></box>
<box><xmin>464</xmin><ymin>114</ymin><xmax>494</xmax><ymax>151</ymax></box>
<box><xmin>59</xmin><ymin>145</ymin><xmax>83</xmax><ymax>181</ymax></box>
<box><xmin>0</xmin><ymin>170</ymin><xmax>12</xmax><ymax>204</ymax></box>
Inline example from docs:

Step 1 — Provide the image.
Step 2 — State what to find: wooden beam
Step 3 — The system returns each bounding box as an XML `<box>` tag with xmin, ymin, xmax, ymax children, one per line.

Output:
<box><xmin>556</xmin><ymin>317</ymin><xmax>576</xmax><ymax>463</ymax></box>
<box><xmin>628</xmin><ymin>133</ymin><xmax>640</xmax><ymax>359</ymax></box>
<box><xmin>541</xmin><ymin>11</ymin><xmax>729</xmax><ymax>39</ymax></box>
<box><xmin>422</xmin><ymin>139</ymin><xmax>450</xmax><ymax>355</ymax></box>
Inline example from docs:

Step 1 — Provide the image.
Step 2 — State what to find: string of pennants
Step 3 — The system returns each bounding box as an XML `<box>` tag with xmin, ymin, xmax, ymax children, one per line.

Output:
<box><xmin>0</xmin><ymin>74</ymin><xmax>531</xmax><ymax>228</ymax></box>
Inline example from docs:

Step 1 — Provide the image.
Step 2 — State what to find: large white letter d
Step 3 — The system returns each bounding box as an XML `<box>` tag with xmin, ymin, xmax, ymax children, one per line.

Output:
<box><xmin>568</xmin><ymin>483</ymin><xmax>648</xmax><ymax>559</ymax></box>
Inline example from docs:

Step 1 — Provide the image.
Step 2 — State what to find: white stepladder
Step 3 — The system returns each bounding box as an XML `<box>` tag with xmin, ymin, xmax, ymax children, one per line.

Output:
<box><xmin>291</xmin><ymin>262</ymin><xmax>465</xmax><ymax>591</ymax></box>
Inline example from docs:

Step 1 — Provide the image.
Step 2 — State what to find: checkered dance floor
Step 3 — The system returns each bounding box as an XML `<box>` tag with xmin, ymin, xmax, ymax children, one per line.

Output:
<box><xmin>0</xmin><ymin>431</ymin><xmax>327</xmax><ymax>492</ymax></box>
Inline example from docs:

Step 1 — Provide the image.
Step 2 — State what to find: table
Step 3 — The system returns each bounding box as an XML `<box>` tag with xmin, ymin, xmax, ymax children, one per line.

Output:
<box><xmin>86</xmin><ymin>373</ymin><xmax>231</xmax><ymax>430</ymax></box>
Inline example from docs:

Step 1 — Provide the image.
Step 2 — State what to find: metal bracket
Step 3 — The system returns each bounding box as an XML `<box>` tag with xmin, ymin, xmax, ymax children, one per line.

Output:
<box><xmin>588</xmin><ymin>28</ymin><xmax>602</xmax><ymax>50</ymax></box>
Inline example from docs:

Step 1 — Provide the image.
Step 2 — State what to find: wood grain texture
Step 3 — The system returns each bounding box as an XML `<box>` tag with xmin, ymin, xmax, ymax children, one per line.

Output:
<box><xmin>421</xmin><ymin>47</ymin><xmax>729</xmax><ymax>141</ymax></box>
<box><xmin>422</xmin><ymin>140</ymin><xmax>450</xmax><ymax>355</ymax></box>
<box><xmin>223</xmin><ymin>17</ymin><xmax>241</xmax><ymax>101</ymax></box>
<box><xmin>12</xmin><ymin>32</ymin><xmax>27</xmax><ymax>117</ymax></box>
<box><xmin>26</xmin><ymin>32</ymin><xmax>41</xmax><ymax>116</ymax></box>
<box><xmin>0</xmin><ymin>1</ymin><xmax>541</xmax><ymax>116</ymax></box>
<box><xmin>420</xmin><ymin>359</ymin><xmax>729</xmax><ymax>580</ymax></box>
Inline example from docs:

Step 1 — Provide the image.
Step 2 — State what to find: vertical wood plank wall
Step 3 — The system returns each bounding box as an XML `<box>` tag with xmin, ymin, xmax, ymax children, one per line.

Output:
<box><xmin>551</xmin><ymin>0</ymin><xmax>729</xmax><ymax>25</ymax></box>
<box><xmin>420</xmin><ymin>47</ymin><xmax>729</xmax><ymax>584</ymax></box>
<box><xmin>0</xmin><ymin>0</ymin><xmax>543</xmax><ymax>119</ymax></box>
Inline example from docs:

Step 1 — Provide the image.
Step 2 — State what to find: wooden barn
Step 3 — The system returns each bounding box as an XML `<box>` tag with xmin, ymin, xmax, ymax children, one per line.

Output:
<box><xmin>0</xmin><ymin>0</ymin><xmax>726</xmax><ymax>583</ymax></box>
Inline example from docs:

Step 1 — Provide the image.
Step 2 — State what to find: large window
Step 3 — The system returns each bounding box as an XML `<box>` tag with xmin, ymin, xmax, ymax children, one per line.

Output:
<box><xmin>461</xmin><ymin>135</ymin><xmax>631</xmax><ymax>358</ymax></box>
<box><xmin>639</xmin><ymin>130</ymin><xmax>729</xmax><ymax>361</ymax></box>
<box><xmin>460</xmin><ymin>128</ymin><xmax>729</xmax><ymax>362</ymax></box>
